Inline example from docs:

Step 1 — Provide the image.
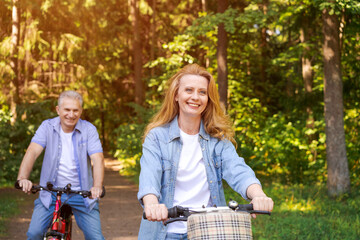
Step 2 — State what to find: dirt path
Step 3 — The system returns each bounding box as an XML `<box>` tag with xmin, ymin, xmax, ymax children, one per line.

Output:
<box><xmin>1</xmin><ymin>157</ymin><xmax>143</xmax><ymax>240</ymax></box>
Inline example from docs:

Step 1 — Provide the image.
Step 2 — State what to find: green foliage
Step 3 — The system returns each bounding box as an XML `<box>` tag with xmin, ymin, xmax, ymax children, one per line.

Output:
<box><xmin>224</xmin><ymin>183</ymin><xmax>360</xmax><ymax>239</ymax></box>
<box><xmin>0</xmin><ymin>101</ymin><xmax>55</xmax><ymax>186</ymax></box>
<box><xmin>234</xmin><ymin>111</ymin><xmax>327</xmax><ymax>184</ymax></box>
<box><xmin>1</xmin><ymin>0</ymin><xmax>359</xmax><ymax>191</ymax></box>
<box><xmin>111</xmin><ymin>103</ymin><xmax>156</xmax><ymax>177</ymax></box>
<box><xmin>345</xmin><ymin>108</ymin><xmax>360</xmax><ymax>187</ymax></box>
<box><xmin>118</xmin><ymin>0</ymin><xmax>360</xmax><ymax>188</ymax></box>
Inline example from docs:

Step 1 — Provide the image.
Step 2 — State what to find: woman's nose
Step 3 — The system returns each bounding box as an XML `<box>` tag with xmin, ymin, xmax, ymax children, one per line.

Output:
<box><xmin>191</xmin><ymin>92</ymin><xmax>199</xmax><ymax>99</ymax></box>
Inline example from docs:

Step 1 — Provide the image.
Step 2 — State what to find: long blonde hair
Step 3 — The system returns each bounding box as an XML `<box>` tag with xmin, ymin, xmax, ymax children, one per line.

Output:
<box><xmin>143</xmin><ymin>64</ymin><xmax>235</xmax><ymax>144</ymax></box>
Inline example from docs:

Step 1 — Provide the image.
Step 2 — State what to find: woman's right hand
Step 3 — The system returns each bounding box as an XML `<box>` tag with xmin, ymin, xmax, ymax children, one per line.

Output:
<box><xmin>143</xmin><ymin>194</ymin><xmax>168</xmax><ymax>222</ymax></box>
<box><xmin>144</xmin><ymin>203</ymin><xmax>168</xmax><ymax>221</ymax></box>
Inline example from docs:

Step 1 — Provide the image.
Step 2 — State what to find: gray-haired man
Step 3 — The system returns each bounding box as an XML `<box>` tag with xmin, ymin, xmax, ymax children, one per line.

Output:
<box><xmin>17</xmin><ymin>90</ymin><xmax>105</xmax><ymax>240</ymax></box>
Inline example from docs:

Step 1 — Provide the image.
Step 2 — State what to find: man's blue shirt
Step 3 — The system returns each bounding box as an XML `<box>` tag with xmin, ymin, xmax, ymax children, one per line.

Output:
<box><xmin>31</xmin><ymin>116</ymin><xmax>103</xmax><ymax>211</ymax></box>
<box><xmin>137</xmin><ymin>116</ymin><xmax>261</xmax><ymax>239</ymax></box>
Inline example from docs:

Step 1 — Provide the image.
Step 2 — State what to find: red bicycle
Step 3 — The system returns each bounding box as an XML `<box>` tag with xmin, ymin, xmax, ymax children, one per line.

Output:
<box><xmin>15</xmin><ymin>181</ymin><xmax>105</xmax><ymax>240</ymax></box>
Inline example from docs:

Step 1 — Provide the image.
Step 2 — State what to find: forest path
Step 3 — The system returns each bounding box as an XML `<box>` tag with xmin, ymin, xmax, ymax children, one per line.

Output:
<box><xmin>1</xmin><ymin>157</ymin><xmax>142</xmax><ymax>240</ymax></box>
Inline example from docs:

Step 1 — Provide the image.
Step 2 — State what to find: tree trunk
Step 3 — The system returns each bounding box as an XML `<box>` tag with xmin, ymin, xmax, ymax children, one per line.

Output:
<box><xmin>201</xmin><ymin>0</ymin><xmax>209</xmax><ymax>68</ymax></box>
<box><xmin>322</xmin><ymin>8</ymin><xmax>350</xmax><ymax>197</ymax></box>
<box><xmin>300</xmin><ymin>15</ymin><xmax>315</xmax><ymax>132</ymax></box>
<box><xmin>201</xmin><ymin>0</ymin><xmax>207</xmax><ymax>12</ymax></box>
<box><xmin>217</xmin><ymin>0</ymin><xmax>228</xmax><ymax>110</ymax></box>
<box><xmin>150</xmin><ymin>0</ymin><xmax>156</xmax><ymax>77</ymax></box>
<box><xmin>130</xmin><ymin>0</ymin><xmax>144</xmax><ymax>105</ymax></box>
<box><xmin>10</xmin><ymin>0</ymin><xmax>20</xmax><ymax>124</ymax></box>
<box><xmin>259</xmin><ymin>0</ymin><xmax>268</xmax><ymax>84</ymax></box>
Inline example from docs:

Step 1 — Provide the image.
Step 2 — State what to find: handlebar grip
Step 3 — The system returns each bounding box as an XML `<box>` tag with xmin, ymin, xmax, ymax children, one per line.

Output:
<box><xmin>142</xmin><ymin>206</ymin><xmax>179</xmax><ymax>220</ymax></box>
<box><xmin>84</xmin><ymin>186</ymin><xmax>106</xmax><ymax>198</ymax></box>
<box><xmin>15</xmin><ymin>180</ymin><xmax>41</xmax><ymax>194</ymax></box>
<box><xmin>250</xmin><ymin>210</ymin><xmax>271</xmax><ymax>215</ymax></box>
<box><xmin>237</xmin><ymin>204</ymin><xmax>271</xmax><ymax>215</ymax></box>
<box><xmin>14</xmin><ymin>180</ymin><xmax>21</xmax><ymax>189</ymax></box>
<box><xmin>237</xmin><ymin>204</ymin><xmax>253</xmax><ymax>211</ymax></box>
<box><xmin>100</xmin><ymin>186</ymin><xmax>106</xmax><ymax>198</ymax></box>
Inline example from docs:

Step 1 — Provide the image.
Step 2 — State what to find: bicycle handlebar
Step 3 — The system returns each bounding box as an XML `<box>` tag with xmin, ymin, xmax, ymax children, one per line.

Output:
<box><xmin>15</xmin><ymin>181</ymin><xmax>106</xmax><ymax>198</ymax></box>
<box><xmin>142</xmin><ymin>203</ymin><xmax>271</xmax><ymax>224</ymax></box>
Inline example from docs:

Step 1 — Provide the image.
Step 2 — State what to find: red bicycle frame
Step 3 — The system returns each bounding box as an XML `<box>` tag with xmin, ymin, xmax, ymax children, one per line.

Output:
<box><xmin>45</xmin><ymin>192</ymin><xmax>72</xmax><ymax>240</ymax></box>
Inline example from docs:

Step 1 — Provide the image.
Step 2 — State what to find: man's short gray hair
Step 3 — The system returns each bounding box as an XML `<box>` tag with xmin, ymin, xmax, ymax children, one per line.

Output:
<box><xmin>58</xmin><ymin>90</ymin><xmax>83</xmax><ymax>107</ymax></box>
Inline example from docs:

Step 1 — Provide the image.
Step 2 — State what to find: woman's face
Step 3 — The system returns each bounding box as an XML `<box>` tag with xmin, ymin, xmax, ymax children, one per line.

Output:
<box><xmin>175</xmin><ymin>74</ymin><xmax>209</xmax><ymax>119</ymax></box>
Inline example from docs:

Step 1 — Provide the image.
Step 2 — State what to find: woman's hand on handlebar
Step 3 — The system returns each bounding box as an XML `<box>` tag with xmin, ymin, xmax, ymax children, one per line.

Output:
<box><xmin>144</xmin><ymin>203</ymin><xmax>168</xmax><ymax>222</ymax></box>
<box><xmin>247</xmin><ymin>184</ymin><xmax>274</xmax><ymax>219</ymax></box>
<box><xmin>16</xmin><ymin>179</ymin><xmax>33</xmax><ymax>194</ymax></box>
<box><xmin>143</xmin><ymin>194</ymin><xmax>168</xmax><ymax>222</ymax></box>
<box><xmin>250</xmin><ymin>196</ymin><xmax>273</xmax><ymax>219</ymax></box>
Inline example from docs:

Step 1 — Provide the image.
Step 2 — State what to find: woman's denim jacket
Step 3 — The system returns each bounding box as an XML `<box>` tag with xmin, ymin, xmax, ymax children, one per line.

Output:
<box><xmin>137</xmin><ymin>116</ymin><xmax>261</xmax><ymax>240</ymax></box>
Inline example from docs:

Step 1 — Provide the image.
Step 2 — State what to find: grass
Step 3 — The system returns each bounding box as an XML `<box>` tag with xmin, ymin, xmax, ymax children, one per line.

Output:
<box><xmin>0</xmin><ymin>189</ymin><xmax>27</xmax><ymax>237</ymax></box>
<box><xmin>224</xmin><ymin>182</ymin><xmax>360</xmax><ymax>240</ymax></box>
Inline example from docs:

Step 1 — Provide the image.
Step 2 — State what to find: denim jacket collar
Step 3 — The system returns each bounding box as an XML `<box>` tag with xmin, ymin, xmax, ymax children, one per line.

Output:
<box><xmin>168</xmin><ymin>116</ymin><xmax>210</xmax><ymax>142</ymax></box>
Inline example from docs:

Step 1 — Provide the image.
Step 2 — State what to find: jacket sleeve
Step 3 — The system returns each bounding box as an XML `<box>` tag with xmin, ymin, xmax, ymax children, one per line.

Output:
<box><xmin>219</xmin><ymin>140</ymin><xmax>261</xmax><ymax>201</ymax></box>
<box><xmin>137</xmin><ymin>131</ymin><xmax>164</xmax><ymax>206</ymax></box>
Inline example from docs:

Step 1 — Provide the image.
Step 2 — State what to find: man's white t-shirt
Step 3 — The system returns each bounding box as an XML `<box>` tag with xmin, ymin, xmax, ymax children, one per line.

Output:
<box><xmin>167</xmin><ymin>129</ymin><xmax>211</xmax><ymax>233</ymax></box>
<box><xmin>56</xmin><ymin>128</ymin><xmax>81</xmax><ymax>190</ymax></box>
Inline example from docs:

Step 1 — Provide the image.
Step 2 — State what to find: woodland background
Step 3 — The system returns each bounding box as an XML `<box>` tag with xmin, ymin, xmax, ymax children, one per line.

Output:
<box><xmin>0</xmin><ymin>0</ymin><xmax>360</xmax><ymax>238</ymax></box>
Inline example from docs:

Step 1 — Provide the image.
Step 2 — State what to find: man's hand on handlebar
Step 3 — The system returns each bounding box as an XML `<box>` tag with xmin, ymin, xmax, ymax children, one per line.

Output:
<box><xmin>90</xmin><ymin>186</ymin><xmax>103</xmax><ymax>199</ymax></box>
<box><xmin>16</xmin><ymin>179</ymin><xmax>33</xmax><ymax>194</ymax></box>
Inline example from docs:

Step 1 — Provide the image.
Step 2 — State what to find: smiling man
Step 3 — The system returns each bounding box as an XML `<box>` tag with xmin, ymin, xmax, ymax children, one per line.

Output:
<box><xmin>16</xmin><ymin>90</ymin><xmax>105</xmax><ymax>240</ymax></box>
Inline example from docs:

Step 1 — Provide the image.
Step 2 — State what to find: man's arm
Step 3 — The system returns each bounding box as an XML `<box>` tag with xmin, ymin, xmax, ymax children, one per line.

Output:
<box><xmin>17</xmin><ymin>142</ymin><xmax>44</xmax><ymax>194</ymax></box>
<box><xmin>89</xmin><ymin>152</ymin><xmax>104</xmax><ymax>199</ymax></box>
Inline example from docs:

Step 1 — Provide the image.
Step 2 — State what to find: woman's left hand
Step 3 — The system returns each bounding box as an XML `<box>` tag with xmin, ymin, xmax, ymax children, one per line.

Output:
<box><xmin>250</xmin><ymin>196</ymin><xmax>274</xmax><ymax>218</ymax></box>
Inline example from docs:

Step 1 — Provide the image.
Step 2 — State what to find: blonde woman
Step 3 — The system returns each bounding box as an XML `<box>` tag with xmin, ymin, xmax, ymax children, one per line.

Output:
<box><xmin>137</xmin><ymin>64</ymin><xmax>273</xmax><ymax>240</ymax></box>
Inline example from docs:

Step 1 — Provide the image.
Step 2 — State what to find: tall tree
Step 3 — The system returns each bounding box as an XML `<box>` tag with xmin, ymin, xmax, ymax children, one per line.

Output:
<box><xmin>217</xmin><ymin>0</ymin><xmax>228</xmax><ymax>110</ymax></box>
<box><xmin>322</xmin><ymin>6</ymin><xmax>350</xmax><ymax>197</ymax></box>
<box><xmin>10</xmin><ymin>0</ymin><xmax>20</xmax><ymax>123</ymax></box>
<box><xmin>259</xmin><ymin>0</ymin><xmax>269</xmax><ymax>84</ymax></box>
<box><xmin>150</xmin><ymin>0</ymin><xmax>156</xmax><ymax>77</ymax></box>
<box><xmin>300</xmin><ymin>11</ymin><xmax>315</xmax><ymax>132</ymax></box>
<box><xmin>130</xmin><ymin>0</ymin><xmax>144</xmax><ymax>105</ymax></box>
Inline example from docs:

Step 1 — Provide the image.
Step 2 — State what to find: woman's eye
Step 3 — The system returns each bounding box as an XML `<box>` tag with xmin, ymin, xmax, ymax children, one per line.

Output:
<box><xmin>186</xmin><ymin>89</ymin><xmax>192</xmax><ymax>93</ymax></box>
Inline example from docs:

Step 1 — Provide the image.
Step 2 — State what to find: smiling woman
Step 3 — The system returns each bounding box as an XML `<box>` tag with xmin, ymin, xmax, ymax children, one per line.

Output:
<box><xmin>137</xmin><ymin>64</ymin><xmax>273</xmax><ymax>240</ymax></box>
<box><xmin>175</xmin><ymin>74</ymin><xmax>209</xmax><ymax>135</ymax></box>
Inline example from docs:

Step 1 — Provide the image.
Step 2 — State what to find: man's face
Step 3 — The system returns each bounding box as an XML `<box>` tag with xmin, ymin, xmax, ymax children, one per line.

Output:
<box><xmin>56</xmin><ymin>97</ymin><xmax>82</xmax><ymax>133</ymax></box>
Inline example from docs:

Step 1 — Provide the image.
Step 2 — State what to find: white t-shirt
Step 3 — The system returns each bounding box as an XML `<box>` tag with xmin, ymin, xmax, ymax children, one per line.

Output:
<box><xmin>167</xmin><ymin>129</ymin><xmax>211</xmax><ymax>233</ymax></box>
<box><xmin>56</xmin><ymin>128</ymin><xmax>81</xmax><ymax>190</ymax></box>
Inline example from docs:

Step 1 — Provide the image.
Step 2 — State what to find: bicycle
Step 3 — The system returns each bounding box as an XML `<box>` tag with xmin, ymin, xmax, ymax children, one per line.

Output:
<box><xmin>144</xmin><ymin>200</ymin><xmax>271</xmax><ymax>240</ymax></box>
<box><xmin>15</xmin><ymin>181</ymin><xmax>105</xmax><ymax>240</ymax></box>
